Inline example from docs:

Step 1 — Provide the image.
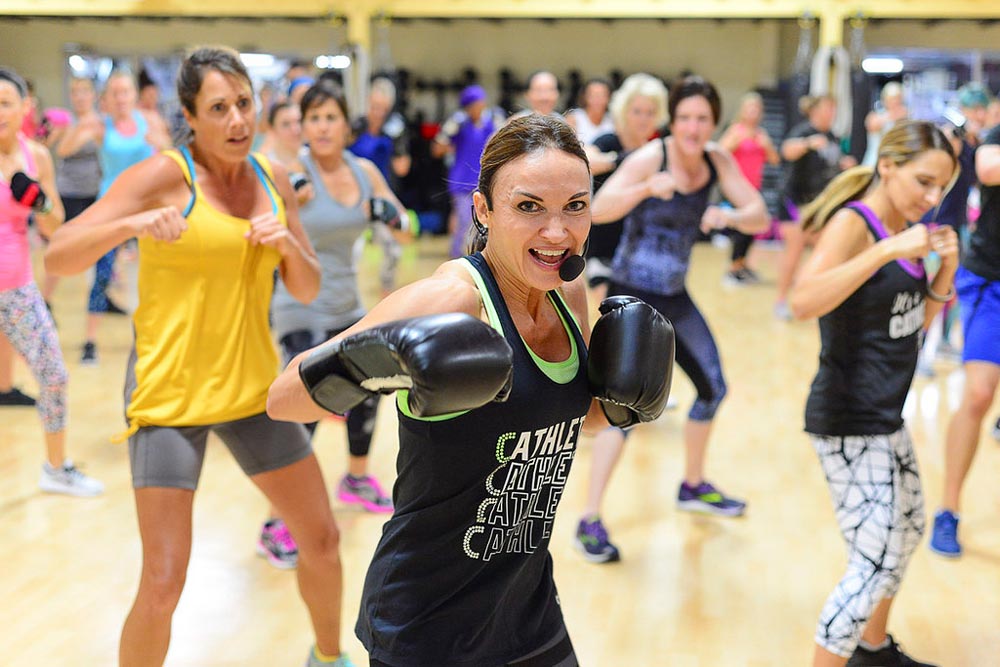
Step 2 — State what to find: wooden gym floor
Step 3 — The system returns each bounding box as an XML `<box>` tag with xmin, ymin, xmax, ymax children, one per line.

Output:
<box><xmin>2</xmin><ymin>236</ymin><xmax>998</xmax><ymax>666</ymax></box>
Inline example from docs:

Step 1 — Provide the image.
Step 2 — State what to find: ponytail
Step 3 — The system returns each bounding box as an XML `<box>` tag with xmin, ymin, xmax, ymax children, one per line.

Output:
<box><xmin>799</xmin><ymin>166</ymin><xmax>875</xmax><ymax>233</ymax></box>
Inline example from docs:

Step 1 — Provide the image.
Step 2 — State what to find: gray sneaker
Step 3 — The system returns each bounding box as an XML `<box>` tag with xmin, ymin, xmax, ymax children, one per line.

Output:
<box><xmin>304</xmin><ymin>647</ymin><xmax>354</xmax><ymax>667</ymax></box>
<box><xmin>39</xmin><ymin>460</ymin><xmax>104</xmax><ymax>497</ymax></box>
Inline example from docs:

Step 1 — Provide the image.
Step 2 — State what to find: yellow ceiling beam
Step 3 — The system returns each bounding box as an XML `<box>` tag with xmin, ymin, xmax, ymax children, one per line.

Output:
<box><xmin>3</xmin><ymin>0</ymin><xmax>998</xmax><ymax>20</ymax></box>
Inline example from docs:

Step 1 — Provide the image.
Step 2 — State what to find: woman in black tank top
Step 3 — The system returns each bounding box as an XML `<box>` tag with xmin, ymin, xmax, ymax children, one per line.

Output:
<box><xmin>268</xmin><ymin>114</ymin><xmax>673</xmax><ymax>666</ymax></box>
<box><xmin>789</xmin><ymin>121</ymin><xmax>958</xmax><ymax>667</ymax></box>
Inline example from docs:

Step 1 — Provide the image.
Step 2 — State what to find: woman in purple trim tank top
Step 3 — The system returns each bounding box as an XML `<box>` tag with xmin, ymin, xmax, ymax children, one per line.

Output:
<box><xmin>790</xmin><ymin>120</ymin><xmax>958</xmax><ymax>667</ymax></box>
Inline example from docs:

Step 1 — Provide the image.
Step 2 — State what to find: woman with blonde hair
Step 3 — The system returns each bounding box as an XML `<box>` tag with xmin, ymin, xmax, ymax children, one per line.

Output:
<box><xmin>582</xmin><ymin>73</ymin><xmax>668</xmax><ymax>294</ymax></box>
<box><xmin>790</xmin><ymin>120</ymin><xmax>958</xmax><ymax>667</ymax></box>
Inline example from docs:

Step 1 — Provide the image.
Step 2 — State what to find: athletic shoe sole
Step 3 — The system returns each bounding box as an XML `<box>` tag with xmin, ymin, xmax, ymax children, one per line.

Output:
<box><xmin>255</xmin><ymin>541</ymin><xmax>298</xmax><ymax>570</ymax></box>
<box><xmin>572</xmin><ymin>537</ymin><xmax>621</xmax><ymax>563</ymax></box>
<box><xmin>928</xmin><ymin>543</ymin><xmax>962</xmax><ymax>559</ymax></box>
<box><xmin>676</xmin><ymin>499</ymin><xmax>747</xmax><ymax>517</ymax></box>
<box><xmin>38</xmin><ymin>479</ymin><xmax>103</xmax><ymax>497</ymax></box>
<box><xmin>337</xmin><ymin>489</ymin><xmax>394</xmax><ymax>513</ymax></box>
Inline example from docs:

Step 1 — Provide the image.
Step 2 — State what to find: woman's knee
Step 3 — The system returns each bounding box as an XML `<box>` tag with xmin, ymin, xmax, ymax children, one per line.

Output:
<box><xmin>138</xmin><ymin>559</ymin><xmax>188</xmax><ymax>612</ymax></box>
<box><xmin>689</xmin><ymin>378</ymin><xmax>727</xmax><ymax>421</ymax></box>
<box><xmin>296</xmin><ymin>517</ymin><xmax>342</xmax><ymax>563</ymax></box>
<box><xmin>962</xmin><ymin>375</ymin><xmax>999</xmax><ymax>418</ymax></box>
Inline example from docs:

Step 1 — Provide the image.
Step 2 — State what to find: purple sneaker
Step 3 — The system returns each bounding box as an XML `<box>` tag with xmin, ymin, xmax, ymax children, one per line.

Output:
<box><xmin>338</xmin><ymin>474</ymin><xmax>394</xmax><ymax>513</ymax></box>
<box><xmin>256</xmin><ymin>518</ymin><xmax>298</xmax><ymax>569</ymax></box>
<box><xmin>574</xmin><ymin>516</ymin><xmax>621</xmax><ymax>563</ymax></box>
<box><xmin>677</xmin><ymin>481</ymin><xmax>747</xmax><ymax>517</ymax></box>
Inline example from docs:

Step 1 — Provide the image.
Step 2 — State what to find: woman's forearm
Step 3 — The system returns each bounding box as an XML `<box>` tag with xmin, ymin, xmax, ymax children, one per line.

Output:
<box><xmin>726</xmin><ymin>198</ymin><xmax>769</xmax><ymax>235</ymax></box>
<box><xmin>277</xmin><ymin>237</ymin><xmax>321</xmax><ymax>304</ymax></box>
<box><xmin>592</xmin><ymin>181</ymin><xmax>650</xmax><ymax>223</ymax></box>
<box><xmin>791</xmin><ymin>243</ymin><xmax>891</xmax><ymax>320</ymax></box>
<box><xmin>923</xmin><ymin>263</ymin><xmax>958</xmax><ymax>327</ymax></box>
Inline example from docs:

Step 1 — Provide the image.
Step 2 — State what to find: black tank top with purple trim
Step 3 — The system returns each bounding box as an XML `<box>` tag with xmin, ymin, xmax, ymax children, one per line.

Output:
<box><xmin>805</xmin><ymin>201</ymin><xmax>927</xmax><ymax>436</ymax></box>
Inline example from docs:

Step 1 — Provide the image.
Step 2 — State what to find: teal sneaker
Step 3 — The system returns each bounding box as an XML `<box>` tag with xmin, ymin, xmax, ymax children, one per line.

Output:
<box><xmin>304</xmin><ymin>647</ymin><xmax>354</xmax><ymax>667</ymax></box>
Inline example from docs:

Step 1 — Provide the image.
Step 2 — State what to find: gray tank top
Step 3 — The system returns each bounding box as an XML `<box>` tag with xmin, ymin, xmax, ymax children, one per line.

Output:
<box><xmin>271</xmin><ymin>150</ymin><xmax>372</xmax><ymax>339</ymax></box>
<box><xmin>56</xmin><ymin>137</ymin><xmax>101</xmax><ymax>197</ymax></box>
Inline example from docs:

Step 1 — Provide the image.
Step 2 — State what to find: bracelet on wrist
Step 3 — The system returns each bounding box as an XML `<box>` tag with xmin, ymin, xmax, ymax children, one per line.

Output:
<box><xmin>38</xmin><ymin>197</ymin><xmax>54</xmax><ymax>215</ymax></box>
<box><xmin>927</xmin><ymin>283</ymin><xmax>955</xmax><ymax>303</ymax></box>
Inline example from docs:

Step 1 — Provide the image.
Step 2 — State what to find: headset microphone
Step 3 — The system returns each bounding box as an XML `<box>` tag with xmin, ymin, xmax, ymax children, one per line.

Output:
<box><xmin>558</xmin><ymin>254</ymin><xmax>587</xmax><ymax>282</ymax></box>
<box><xmin>558</xmin><ymin>237</ymin><xmax>590</xmax><ymax>282</ymax></box>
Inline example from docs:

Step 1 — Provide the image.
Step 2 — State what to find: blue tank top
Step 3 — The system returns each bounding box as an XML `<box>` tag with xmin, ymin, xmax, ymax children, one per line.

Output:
<box><xmin>99</xmin><ymin>111</ymin><xmax>153</xmax><ymax>196</ymax></box>
<box><xmin>611</xmin><ymin>139</ymin><xmax>718</xmax><ymax>295</ymax></box>
<box><xmin>356</xmin><ymin>252</ymin><xmax>592</xmax><ymax>666</ymax></box>
<box><xmin>349</xmin><ymin>130</ymin><xmax>393</xmax><ymax>181</ymax></box>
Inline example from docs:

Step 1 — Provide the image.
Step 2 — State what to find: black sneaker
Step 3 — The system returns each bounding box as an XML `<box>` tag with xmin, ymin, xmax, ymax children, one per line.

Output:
<box><xmin>0</xmin><ymin>387</ymin><xmax>36</xmax><ymax>406</ymax></box>
<box><xmin>104</xmin><ymin>299</ymin><xmax>129</xmax><ymax>316</ymax></box>
<box><xmin>80</xmin><ymin>341</ymin><xmax>98</xmax><ymax>366</ymax></box>
<box><xmin>846</xmin><ymin>635</ymin><xmax>937</xmax><ymax>667</ymax></box>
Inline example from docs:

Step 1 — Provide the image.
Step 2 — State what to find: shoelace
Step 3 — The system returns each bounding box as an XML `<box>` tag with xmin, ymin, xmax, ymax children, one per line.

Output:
<box><xmin>586</xmin><ymin>521</ymin><xmax>609</xmax><ymax>543</ymax></box>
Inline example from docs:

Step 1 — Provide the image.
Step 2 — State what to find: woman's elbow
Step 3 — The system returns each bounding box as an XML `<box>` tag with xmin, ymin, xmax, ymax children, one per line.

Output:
<box><xmin>788</xmin><ymin>292</ymin><xmax>817</xmax><ymax>321</ymax></box>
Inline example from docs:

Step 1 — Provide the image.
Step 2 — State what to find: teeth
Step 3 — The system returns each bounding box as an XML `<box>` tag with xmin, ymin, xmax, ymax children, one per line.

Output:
<box><xmin>534</xmin><ymin>249</ymin><xmax>565</xmax><ymax>257</ymax></box>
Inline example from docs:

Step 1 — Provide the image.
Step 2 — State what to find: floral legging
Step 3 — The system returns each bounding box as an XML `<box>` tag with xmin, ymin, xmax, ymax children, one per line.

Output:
<box><xmin>0</xmin><ymin>282</ymin><xmax>68</xmax><ymax>432</ymax></box>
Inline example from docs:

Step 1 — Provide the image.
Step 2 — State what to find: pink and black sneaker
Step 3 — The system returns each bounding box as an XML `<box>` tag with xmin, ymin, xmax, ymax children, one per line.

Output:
<box><xmin>337</xmin><ymin>474</ymin><xmax>393</xmax><ymax>513</ymax></box>
<box><xmin>256</xmin><ymin>518</ymin><xmax>298</xmax><ymax>569</ymax></box>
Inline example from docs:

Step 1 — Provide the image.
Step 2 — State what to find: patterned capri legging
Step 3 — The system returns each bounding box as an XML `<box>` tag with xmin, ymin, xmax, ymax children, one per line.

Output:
<box><xmin>810</xmin><ymin>429</ymin><xmax>925</xmax><ymax>657</ymax></box>
<box><xmin>87</xmin><ymin>246</ymin><xmax>117</xmax><ymax>313</ymax></box>
<box><xmin>0</xmin><ymin>282</ymin><xmax>68</xmax><ymax>432</ymax></box>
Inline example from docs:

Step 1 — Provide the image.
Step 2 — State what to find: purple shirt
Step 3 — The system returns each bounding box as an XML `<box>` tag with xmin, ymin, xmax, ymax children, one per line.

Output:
<box><xmin>438</xmin><ymin>107</ymin><xmax>504</xmax><ymax>196</ymax></box>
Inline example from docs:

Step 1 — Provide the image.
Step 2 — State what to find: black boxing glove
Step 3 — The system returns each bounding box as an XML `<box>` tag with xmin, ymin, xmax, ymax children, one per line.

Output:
<box><xmin>10</xmin><ymin>172</ymin><xmax>52</xmax><ymax>214</ymax></box>
<box><xmin>299</xmin><ymin>312</ymin><xmax>513</xmax><ymax>417</ymax></box>
<box><xmin>588</xmin><ymin>296</ymin><xmax>674</xmax><ymax>429</ymax></box>
<box><xmin>369</xmin><ymin>197</ymin><xmax>408</xmax><ymax>232</ymax></box>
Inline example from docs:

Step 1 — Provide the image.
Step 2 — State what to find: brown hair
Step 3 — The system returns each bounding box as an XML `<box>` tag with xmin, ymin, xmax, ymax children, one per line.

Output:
<box><xmin>469</xmin><ymin>113</ymin><xmax>589</xmax><ymax>253</ymax></box>
<box><xmin>800</xmin><ymin>120</ymin><xmax>957</xmax><ymax>232</ymax></box>
<box><xmin>177</xmin><ymin>46</ymin><xmax>252</xmax><ymax>115</ymax></box>
<box><xmin>299</xmin><ymin>80</ymin><xmax>349</xmax><ymax>120</ymax></box>
<box><xmin>668</xmin><ymin>75</ymin><xmax>721</xmax><ymax>125</ymax></box>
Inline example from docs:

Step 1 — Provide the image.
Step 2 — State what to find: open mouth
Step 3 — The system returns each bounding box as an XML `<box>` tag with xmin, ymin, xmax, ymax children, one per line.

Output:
<box><xmin>530</xmin><ymin>248</ymin><xmax>569</xmax><ymax>267</ymax></box>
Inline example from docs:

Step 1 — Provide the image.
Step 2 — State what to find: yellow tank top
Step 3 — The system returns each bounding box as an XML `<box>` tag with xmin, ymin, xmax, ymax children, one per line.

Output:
<box><xmin>124</xmin><ymin>147</ymin><xmax>285</xmax><ymax>431</ymax></box>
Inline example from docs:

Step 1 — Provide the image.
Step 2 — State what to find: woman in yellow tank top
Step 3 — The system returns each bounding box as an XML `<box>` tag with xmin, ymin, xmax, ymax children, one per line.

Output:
<box><xmin>45</xmin><ymin>47</ymin><xmax>354</xmax><ymax>667</ymax></box>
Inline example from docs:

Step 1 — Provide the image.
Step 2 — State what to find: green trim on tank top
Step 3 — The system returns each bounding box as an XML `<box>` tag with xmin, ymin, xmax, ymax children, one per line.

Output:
<box><xmin>457</xmin><ymin>257</ymin><xmax>579</xmax><ymax>382</ymax></box>
<box><xmin>395</xmin><ymin>258</ymin><xmax>580</xmax><ymax>422</ymax></box>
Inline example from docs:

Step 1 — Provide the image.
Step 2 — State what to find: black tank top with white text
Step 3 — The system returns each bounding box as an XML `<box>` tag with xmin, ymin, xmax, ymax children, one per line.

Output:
<box><xmin>805</xmin><ymin>202</ymin><xmax>927</xmax><ymax>436</ymax></box>
<box><xmin>356</xmin><ymin>252</ymin><xmax>592</xmax><ymax>666</ymax></box>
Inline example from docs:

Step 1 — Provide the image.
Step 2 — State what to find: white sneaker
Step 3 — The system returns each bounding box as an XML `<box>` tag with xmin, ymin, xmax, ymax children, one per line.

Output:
<box><xmin>39</xmin><ymin>460</ymin><xmax>104</xmax><ymax>497</ymax></box>
<box><xmin>774</xmin><ymin>301</ymin><xmax>793</xmax><ymax>321</ymax></box>
<box><xmin>992</xmin><ymin>416</ymin><xmax>1000</xmax><ymax>442</ymax></box>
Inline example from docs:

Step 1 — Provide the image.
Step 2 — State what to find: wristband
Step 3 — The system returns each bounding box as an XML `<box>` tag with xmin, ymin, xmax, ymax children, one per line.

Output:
<box><xmin>927</xmin><ymin>283</ymin><xmax>955</xmax><ymax>303</ymax></box>
<box><xmin>38</xmin><ymin>196</ymin><xmax>54</xmax><ymax>215</ymax></box>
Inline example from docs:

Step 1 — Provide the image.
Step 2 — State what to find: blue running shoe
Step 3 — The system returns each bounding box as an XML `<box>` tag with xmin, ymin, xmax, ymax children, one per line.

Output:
<box><xmin>929</xmin><ymin>510</ymin><xmax>961</xmax><ymax>558</ymax></box>
<box><xmin>574</xmin><ymin>516</ymin><xmax>621</xmax><ymax>563</ymax></box>
<box><xmin>677</xmin><ymin>481</ymin><xmax>747</xmax><ymax>517</ymax></box>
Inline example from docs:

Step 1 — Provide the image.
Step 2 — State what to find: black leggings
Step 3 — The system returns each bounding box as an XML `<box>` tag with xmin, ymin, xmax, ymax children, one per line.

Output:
<box><xmin>607</xmin><ymin>283</ymin><xmax>727</xmax><ymax>421</ymax></box>
<box><xmin>279</xmin><ymin>327</ymin><xmax>378</xmax><ymax>458</ymax></box>
<box><xmin>729</xmin><ymin>229</ymin><xmax>754</xmax><ymax>262</ymax></box>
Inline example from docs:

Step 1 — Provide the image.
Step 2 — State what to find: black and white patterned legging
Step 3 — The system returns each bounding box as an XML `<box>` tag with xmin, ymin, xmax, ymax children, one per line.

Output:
<box><xmin>810</xmin><ymin>429</ymin><xmax>925</xmax><ymax>657</ymax></box>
